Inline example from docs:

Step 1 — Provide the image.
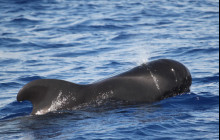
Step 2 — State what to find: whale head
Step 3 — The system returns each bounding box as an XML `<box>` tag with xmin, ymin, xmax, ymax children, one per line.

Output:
<box><xmin>147</xmin><ymin>59</ymin><xmax>192</xmax><ymax>99</ymax></box>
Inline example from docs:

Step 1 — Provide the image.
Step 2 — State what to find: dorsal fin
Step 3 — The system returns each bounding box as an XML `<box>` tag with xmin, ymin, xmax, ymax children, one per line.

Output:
<box><xmin>17</xmin><ymin>79</ymin><xmax>83</xmax><ymax>115</ymax></box>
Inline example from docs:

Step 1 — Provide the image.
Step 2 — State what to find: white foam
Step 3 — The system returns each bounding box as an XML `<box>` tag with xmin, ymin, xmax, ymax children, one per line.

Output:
<box><xmin>35</xmin><ymin>91</ymin><xmax>74</xmax><ymax>115</ymax></box>
<box><xmin>47</xmin><ymin>91</ymin><xmax>68</xmax><ymax>112</ymax></box>
<box><xmin>96</xmin><ymin>90</ymin><xmax>114</xmax><ymax>105</ymax></box>
<box><xmin>35</xmin><ymin>109</ymin><xmax>48</xmax><ymax>115</ymax></box>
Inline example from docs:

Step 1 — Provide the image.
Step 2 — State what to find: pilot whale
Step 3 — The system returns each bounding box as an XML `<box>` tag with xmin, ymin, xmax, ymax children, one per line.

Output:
<box><xmin>17</xmin><ymin>59</ymin><xmax>192</xmax><ymax>115</ymax></box>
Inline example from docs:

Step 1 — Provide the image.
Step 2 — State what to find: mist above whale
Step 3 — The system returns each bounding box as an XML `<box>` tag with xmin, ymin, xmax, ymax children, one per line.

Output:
<box><xmin>17</xmin><ymin>59</ymin><xmax>192</xmax><ymax>115</ymax></box>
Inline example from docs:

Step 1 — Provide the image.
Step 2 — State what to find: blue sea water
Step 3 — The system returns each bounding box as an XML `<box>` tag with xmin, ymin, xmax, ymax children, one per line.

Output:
<box><xmin>0</xmin><ymin>0</ymin><xmax>219</xmax><ymax>139</ymax></box>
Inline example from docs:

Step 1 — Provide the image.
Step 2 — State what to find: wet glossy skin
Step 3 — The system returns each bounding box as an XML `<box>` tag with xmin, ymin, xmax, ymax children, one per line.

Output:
<box><xmin>17</xmin><ymin>59</ymin><xmax>192</xmax><ymax>115</ymax></box>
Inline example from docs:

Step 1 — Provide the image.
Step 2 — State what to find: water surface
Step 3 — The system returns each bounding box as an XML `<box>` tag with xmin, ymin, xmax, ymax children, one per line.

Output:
<box><xmin>0</xmin><ymin>0</ymin><xmax>219</xmax><ymax>139</ymax></box>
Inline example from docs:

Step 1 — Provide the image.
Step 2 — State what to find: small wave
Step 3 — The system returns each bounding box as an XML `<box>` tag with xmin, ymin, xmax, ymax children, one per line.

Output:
<box><xmin>156</xmin><ymin>20</ymin><xmax>174</xmax><ymax>26</ymax></box>
<box><xmin>18</xmin><ymin>75</ymin><xmax>43</xmax><ymax>82</ymax></box>
<box><xmin>159</xmin><ymin>92</ymin><xmax>219</xmax><ymax>111</ymax></box>
<box><xmin>33</xmin><ymin>27</ymin><xmax>54</xmax><ymax>32</ymax></box>
<box><xmin>0</xmin><ymin>101</ymin><xmax>32</xmax><ymax>121</ymax></box>
<box><xmin>11</xmin><ymin>18</ymin><xmax>40</xmax><ymax>24</ymax></box>
<box><xmin>112</xmin><ymin>33</ymin><xmax>144</xmax><ymax>41</ymax></box>
<box><xmin>193</xmin><ymin>75</ymin><xmax>219</xmax><ymax>84</ymax></box>
<box><xmin>105</xmin><ymin>61</ymin><xmax>123</xmax><ymax>67</ymax></box>
<box><xmin>25</xmin><ymin>59</ymin><xmax>41</xmax><ymax>64</ymax></box>
<box><xmin>67</xmin><ymin>23</ymin><xmax>131</xmax><ymax>33</ymax></box>
<box><xmin>0</xmin><ymin>37</ymin><xmax>21</xmax><ymax>44</ymax></box>
<box><xmin>53</xmin><ymin>50</ymin><xmax>97</xmax><ymax>58</ymax></box>
<box><xmin>12</xmin><ymin>0</ymin><xmax>34</xmax><ymax>4</ymax></box>
<box><xmin>0</xmin><ymin>82</ymin><xmax>21</xmax><ymax>89</ymax></box>
<box><xmin>0</xmin><ymin>59</ymin><xmax>20</xmax><ymax>66</ymax></box>
<box><xmin>32</xmin><ymin>43</ymin><xmax>80</xmax><ymax>49</ymax></box>
<box><xmin>90</xmin><ymin>24</ymin><xmax>132</xmax><ymax>31</ymax></box>
<box><xmin>164</xmin><ymin>47</ymin><xmax>219</xmax><ymax>58</ymax></box>
<box><xmin>5</xmin><ymin>42</ymin><xmax>42</xmax><ymax>50</ymax></box>
<box><xmin>9</xmin><ymin>17</ymin><xmax>41</xmax><ymax>27</ymax></box>
<box><xmin>141</xmin><ymin>9</ymin><xmax>180</xmax><ymax>18</ymax></box>
<box><xmin>53</xmin><ymin>47</ymin><xmax>113</xmax><ymax>58</ymax></box>
<box><xmin>185</xmin><ymin>48</ymin><xmax>219</xmax><ymax>54</ymax></box>
<box><xmin>0</xmin><ymin>112</ymin><xmax>28</xmax><ymax>121</ymax></box>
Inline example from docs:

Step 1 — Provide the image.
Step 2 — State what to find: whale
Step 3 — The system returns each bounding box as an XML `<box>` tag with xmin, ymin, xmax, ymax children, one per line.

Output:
<box><xmin>17</xmin><ymin>59</ymin><xmax>192</xmax><ymax>115</ymax></box>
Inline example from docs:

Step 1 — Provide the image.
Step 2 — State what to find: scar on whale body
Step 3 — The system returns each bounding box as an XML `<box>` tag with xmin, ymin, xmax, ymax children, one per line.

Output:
<box><xmin>17</xmin><ymin>59</ymin><xmax>192</xmax><ymax>115</ymax></box>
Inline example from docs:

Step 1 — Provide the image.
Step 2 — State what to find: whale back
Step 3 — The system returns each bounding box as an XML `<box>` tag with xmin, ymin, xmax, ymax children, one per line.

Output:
<box><xmin>92</xmin><ymin>59</ymin><xmax>192</xmax><ymax>102</ymax></box>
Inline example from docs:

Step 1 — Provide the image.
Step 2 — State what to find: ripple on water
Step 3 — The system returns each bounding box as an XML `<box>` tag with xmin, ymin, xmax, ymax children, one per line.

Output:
<box><xmin>18</xmin><ymin>76</ymin><xmax>43</xmax><ymax>82</ymax></box>
<box><xmin>0</xmin><ymin>0</ymin><xmax>219</xmax><ymax>139</ymax></box>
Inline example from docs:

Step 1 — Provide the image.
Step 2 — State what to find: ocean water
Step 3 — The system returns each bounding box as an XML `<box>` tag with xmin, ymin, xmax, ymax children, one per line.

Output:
<box><xmin>0</xmin><ymin>0</ymin><xmax>219</xmax><ymax>139</ymax></box>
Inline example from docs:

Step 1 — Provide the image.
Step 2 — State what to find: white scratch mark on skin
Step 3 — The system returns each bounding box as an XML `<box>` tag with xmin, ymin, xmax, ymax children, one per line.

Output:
<box><xmin>149</xmin><ymin>69</ymin><xmax>160</xmax><ymax>91</ymax></box>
